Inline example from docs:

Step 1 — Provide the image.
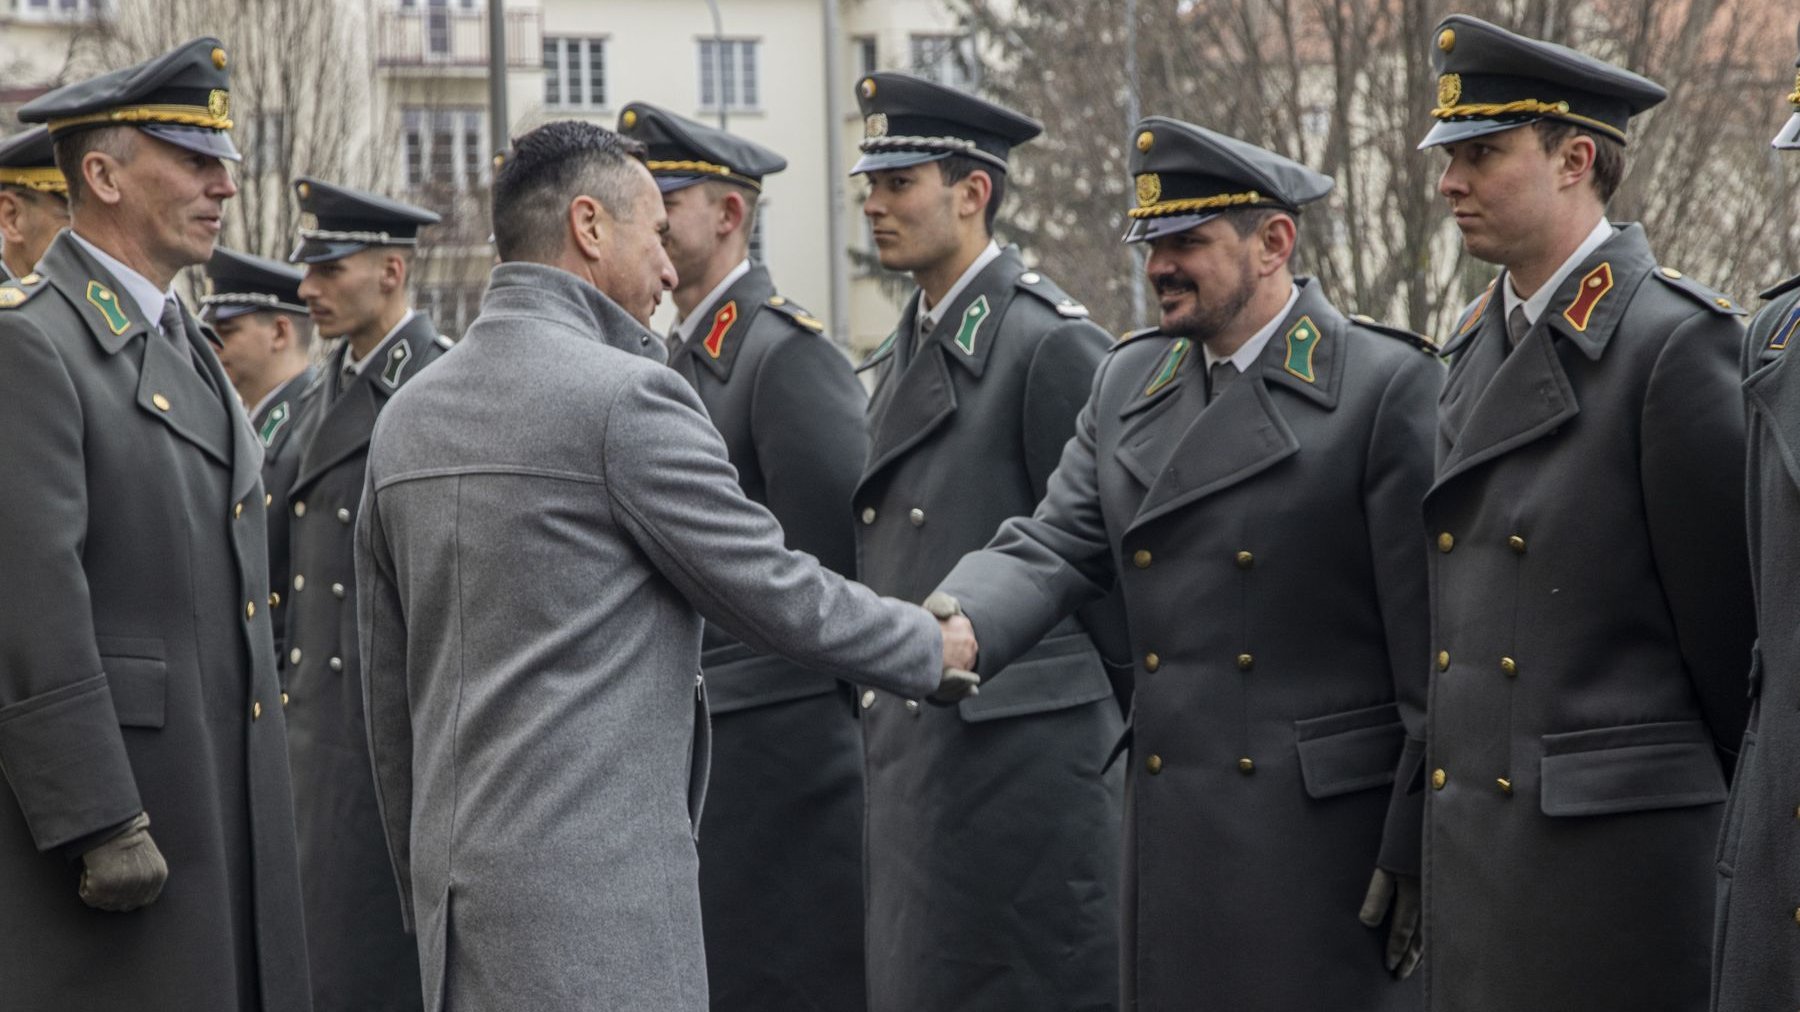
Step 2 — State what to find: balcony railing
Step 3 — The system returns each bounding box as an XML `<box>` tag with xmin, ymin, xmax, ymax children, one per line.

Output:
<box><xmin>376</xmin><ymin>7</ymin><xmax>541</xmax><ymax>69</ymax></box>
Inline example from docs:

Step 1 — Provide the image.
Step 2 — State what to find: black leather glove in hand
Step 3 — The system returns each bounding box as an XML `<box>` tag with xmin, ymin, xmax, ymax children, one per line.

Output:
<box><xmin>1359</xmin><ymin>867</ymin><xmax>1422</xmax><ymax>979</ymax></box>
<box><xmin>79</xmin><ymin>811</ymin><xmax>168</xmax><ymax>912</ymax></box>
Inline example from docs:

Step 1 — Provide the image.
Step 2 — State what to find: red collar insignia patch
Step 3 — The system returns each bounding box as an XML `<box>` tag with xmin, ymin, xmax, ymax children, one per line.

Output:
<box><xmin>1561</xmin><ymin>263</ymin><xmax>1613</xmax><ymax>333</ymax></box>
<box><xmin>703</xmin><ymin>300</ymin><xmax>738</xmax><ymax>359</ymax></box>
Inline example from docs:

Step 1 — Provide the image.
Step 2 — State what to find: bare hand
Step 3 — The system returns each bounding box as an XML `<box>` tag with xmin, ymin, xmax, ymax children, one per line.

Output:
<box><xmin>922</xmin><ymin>592</ymin><xmax>978</xmax><ymax>671</ymax></box>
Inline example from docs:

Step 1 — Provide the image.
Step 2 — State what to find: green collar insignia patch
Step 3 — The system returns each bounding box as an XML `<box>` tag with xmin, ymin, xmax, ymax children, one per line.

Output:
<box><xmin>86</xmin><ymin>281</ymin><xmax>129</xmax><ymax>336</ymax></box>
<box><xmin>258</xmin><ymin>401</ymin><xmax>290</xmax><ymax>447</ymax></box>
<box><xmin>953</xmin><ymin>294</ymin><xmax>991</xmax><ymax>356</ymax></box>
<box><xmin>1283</xmin><ymin>315</ymin><xmax>1322</xmax><ymax>383</ymax></box>
<box><xmin>380</xmin><ymin>341</ymin><xmax>412</xmax><ymax>389</ymax></box>
<box><xmin>1144</xmin><ymin>337</ymin><xmax>1191</xmax><ymax>397</ymax></box>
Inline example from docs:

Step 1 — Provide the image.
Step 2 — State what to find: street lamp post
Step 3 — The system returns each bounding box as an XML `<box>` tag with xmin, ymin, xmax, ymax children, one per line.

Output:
<box><xmin>705</xmin><ymin>0</ymin><xmax>727</xmax><ymax>130</ymax></box>
<box><xmin>488</xmin><ymin>0</ymin><xmax>508</xmax><ymax>155</ymax></box>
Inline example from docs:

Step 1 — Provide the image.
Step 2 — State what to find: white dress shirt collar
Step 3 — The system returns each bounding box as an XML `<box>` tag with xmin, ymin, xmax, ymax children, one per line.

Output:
<box><xmin>673</xmin><ymin>259</ymin><xmax>752</xmax><ymax>345</ymax></box>
<box><xmin>1503</xmin><ymin>218</ymin><xmax>1615</xmax><ymax>326</ymax></box>
<box><xmin>1203</xmin><ymin>282</ymin><xmax>1302</xmax><ymax>373</ymax></box>
<box><xmin>919</xmin><ymin>240</ymin><xmax>1003</xmax><ymax>338</ymax></box>
<box><xmin>343</xmin><ymin>308</ymin><xmax>417</xmax><ymax>378</ymax></box>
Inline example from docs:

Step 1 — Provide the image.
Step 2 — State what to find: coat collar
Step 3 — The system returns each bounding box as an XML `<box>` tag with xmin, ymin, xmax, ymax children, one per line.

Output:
<box><xmin>673</xmin><ymin>263</ymin><xmax>775</xmax><ymax>382</ymax></box>
<box><xmin>254</xmin><ymin>364</ymin><xmax>315</xmax><ymax>448</ymax></box>
<box><xmin>294</xmin><ymin>312</ymin><xmax>438</xmax><ymax>492</ymax></box>
<box><xmin>475</xmin><ymin>261</ymin><xmax>664</xmax><ymax>361</ymax></box>
<box><xmin>37</xmin><ymin>231</ymin><xmax>155</xmax><ymax>357</ymax></box>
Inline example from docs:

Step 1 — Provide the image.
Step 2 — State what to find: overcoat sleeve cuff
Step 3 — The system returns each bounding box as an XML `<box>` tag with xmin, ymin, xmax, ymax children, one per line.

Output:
<box><xmin>1376</xmin><ymin>735</ymin><xmax>1426</xmax><ymax>875</ymax></box>
<box><xmin>0</xmin><ymin>673</ymin><xmax>143</xmax><ymax>851</ymax></box>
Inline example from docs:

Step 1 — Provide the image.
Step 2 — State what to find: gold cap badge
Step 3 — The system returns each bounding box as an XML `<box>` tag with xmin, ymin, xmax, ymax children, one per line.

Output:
<box><xmin>208</xmin><ymin>89</ymin><xmax>230</xmax><ymax>120</ymax></box>
<box><xmin>1135</xmin><ymin>173</ymin><xmax>1161</xmax><ymax>208</ymax></box>
<box><xmin>1437</xmin><ymin>73</ymin><xmax>1461</xmax><ymax>108</ymax></box>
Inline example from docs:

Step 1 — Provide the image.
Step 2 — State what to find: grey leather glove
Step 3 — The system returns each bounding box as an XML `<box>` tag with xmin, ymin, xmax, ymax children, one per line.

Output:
<box><xmin>921</xmin><ymin>592</ymin><xmax>980</xmax><ymax>704</ymax></box>
<box><xmin>1358</xmin><ymin>867</ymin><xmax>1422</xmax><ymax>978</ymax></box>
<box><xmin>79</xmin><ymin>812</ymin><xmax>168</xmax><ymax>912</ymax></box>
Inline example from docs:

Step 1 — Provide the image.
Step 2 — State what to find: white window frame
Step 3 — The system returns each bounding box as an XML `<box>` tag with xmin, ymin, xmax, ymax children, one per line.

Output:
<box><xmin>402</xmin><ymin>106</ymin><xmax>488</xmax><ymax>192</ymax></box>
<box><xmin>909</xmin><ymin>33</ymin><xmax>979</xmax><ymax>91</ymax></box>
<box><xmin>544</xmin><ymin>36</ymin><xmax>608</xmax><ymax>111</ymax></box>
<box><xmin>698</xmin><ymin>38</ymin><xmax>761</xmax><ymax>114</ymax></box>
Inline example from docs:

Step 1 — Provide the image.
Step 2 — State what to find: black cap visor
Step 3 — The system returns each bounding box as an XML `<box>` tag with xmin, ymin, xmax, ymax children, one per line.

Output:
<box><xmin>141</xmin><ymin>123</ymin><xmax>241</xmax><ymax>162</ymax></box>
<box><xmin>654</xmin><ymin>173</ymin><xmax>708</xmax><ymax>194</ymax></box>
<box><xmin>1775</xmin><ymin>111</ymin><xmax>1800</xmax><ymax>151</ymax></box>
<box><xmin>1418</xmin><ymin>115</ymin><xmax>1546</xmax><ymax>150</ymax></box>
<box><xmin>1122</xmin><ymin>211</ymin><xmax>1222</xmax><ymax>245</ymax></box>
<box><xmin>851</xmin><ymin>148</ymin><xmax>952</xmax><ymax>176</ymax></box>
<box><xmin>288</xmin><ymin>237</ymin><xmax>370</xmax><ymax>264</ymax></box>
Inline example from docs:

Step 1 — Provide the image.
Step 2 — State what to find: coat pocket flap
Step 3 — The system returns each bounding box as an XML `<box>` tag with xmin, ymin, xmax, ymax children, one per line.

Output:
<box><xmin>96</xmin><ymin>635</ymin><xmax>167</xmax><ymax>729</ymax></box>
<box><xmin>958</xmin><ymin>633</ymin><xmax>1112</xmax><ymax>723</ymax></box>
<box><xmin>700</xmin><ymin>650</ymin><xmax>837</xmax><ymax>715</ymax></box>
<box><xmin>1293</xmin><ymin>702</ymin><xmax>1404</xmax><ymax>799</ymax></box>
<box><xmin>1539</xmin><ymin>720</ymin><xmax>1727</xmax><ymax>817</ymax></box>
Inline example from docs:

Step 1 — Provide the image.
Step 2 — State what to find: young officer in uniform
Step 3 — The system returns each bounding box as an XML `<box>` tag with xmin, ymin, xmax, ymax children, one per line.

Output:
<box><xmin>936</xmin><ymin>117</ymin><xmax>1439</xmax><ymax>1011</ymax></box>
<box><xmin>849</xmin><ymin>71</ymin><xmax>1127</xmax><ymax>1012</ymax></box>
<box><xmin>1711</xmin><ymin>22</ymin><xmax>1800</xmax><ymax>1011</ymax></box>
<box><xmin>283</xmin><ymin>178</ymin><xmax>449</xmax><ymax>1011</ymax></box>
<box><xmin>619</xmin><ymin>102</ymin><xmax>873</xmax><ymax>1012</ymax></box>
<box><xmin>202</xmin><ymin>246</ymin><xmax>316</xmax><ymax>672</ymax></box>
<box><xmin>0</xmin><ymin>126</ymin><xmax>69</xmax><ymax>280</ymax></box>
<box><xmin>1418</xmin><ymin>16</ymin><xmax>1754</xmax><ymax>1011</ymax></box>
<box><xmin>0</xmin><ymin>38</ymin><xmax>310</xmax><ymax>1010</ymax></box>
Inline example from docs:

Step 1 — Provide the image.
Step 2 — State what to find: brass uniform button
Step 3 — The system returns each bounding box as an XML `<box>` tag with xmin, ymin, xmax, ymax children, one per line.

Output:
<box><xmin>1432</xmin><ymin>768</ymin><xmax>1447</xmax><ymax>789</ymax></box>
<box><xmin>234</xmin><ymin>502</ymin><xmax>244</xmax><ymax>519</ymax></box>
<box><xmin>252</xmin><ymin>701</ymin><xmax>262</xmax><ymax>720</ymax></box>
<box><xmin>860</xmin><ymin>689</ymin><xmax>876</xmax><ymax>710</ymax></box>
<box><xmin>1235</xmin><ymin>551</ymin><xmax>1254</xmax><ymax>570</ymax></box>
<box><xmin>1500</xmin><ymin>657</ymin><xmax>1518</xmax><ymax>677</ymax></box>
<box><xmin>1238</xmin><ymin>758</ymin><xmax>1255</xmax><ymax>774</ymax></box>
<box><xmin>332</xmin><ymin>583</ymin><xmax>346</xmax><ymax>599</ymax></box>
<box><xmin>909</xmin><ymin>508</ymin><xmax>925</xmax><ymax>527</ymax></box>
<box><xmin>1145</xmin><ymin>754</ymin><xmax>1163</xmax><ymax>775</ymax></box>
<box><xmin>1133</xmin><ymin>550</ymin><xmax>1152</xmax><ymax>569</ymax></box>
<box><xmin>1144</xmin><ymin>653</ymin><xmax>1160</xmax><ymax>672</ymax></box>
<box><xmin>281</xmin><ymin>692</ymin><xmax>290</xmax><ymax>707</ymax></box>
<box><xmin>1497</xmin><ymin>778</ymin><xmax>1513</xmax><ymax>795</ymax></box>
<box><xmin>294</xmin><ymin>574</ymin><xmax>305</xmax><ymax>591</ymax></box>
<box><xmin>245</xmin><ymin>600</ymin><xmax>256</xmax><ymax>620</ymax></box>
<box><xmin>1509</xmin><ymin>535</ymin><xmax>1526</xmax><ymax>554</ymax></box>
<box><xmin>269</xmin><ymin>592</ymin><xmax>281</xmax><ymax>608</ymax></box>
<box><xmin>1660</xmin><ymin>267</ymin><xmax>1683</xmax><ymax>279</ymax></box>
<box><xmin>294</xmin><ymin>501</ymin><xmax>307</xmax><ymax>518</ymax></box>
<box><xmin>152</xmin><ymin>393</ymin><xmax>171</xmax><ymax>412</ymax></box>
<box><xmin>905</xmin><ymin>699</ymin><xmax>920</xmax><ymax>715</ymax></box>
<box><xmin>265</xmin><ymin>493</ymin><xmax>273</xmax><ymax>507</ymax></box>
<box><xmin>290</xmin><ymin>648</ymin><xmax>302</xmax><ymax>665</ymax></box>
<box><xmin>1237</xmin><ymin>653</ymin><xmax>1254</xmax><ymax>671</ymax></box>
<box><xmin>1437</xmin><ymin>532</ymin><xmax>1454</xmax><ymax>553</ymax></box>
<box><xmin>336</xmin><ymin>508</ymin><xmax>352</xmax><ymax>524</ymax></box>
<box><xmin>861</xmin><ymin>507</ymin><xmax>877</xmax><ymax>525</ymax></box>
<box><xmin>329</xmin><ymin>657</ymin><xmax>343</xmax><ymax>672</ymax></box>
<box><xmin>1793</xmin><ymin>906</ymin><xmax>1800</xmax><ymax>925</ymax></box>
<box><xmin>1437</xmin><ymin>650</ymin><xmax>1450</xmax><ymax>672</ymax></box>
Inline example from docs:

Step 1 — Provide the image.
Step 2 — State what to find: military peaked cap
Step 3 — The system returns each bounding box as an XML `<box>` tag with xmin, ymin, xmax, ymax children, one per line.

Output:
<box><xmin>288</xmin><ymin>176</ymin><xmax>440</xmax><ymax>264</ymax></box>
<box><xmin>19</xmin><ymin>37</ymin><xmax>240</xmax><ymax>161</ymax></box>
<box><xmin>202</xmin><ymin>246</ymin><xmax>306</xmax><ymax>321</ymax></box>
<box><xmin>617</xmin><ymin>102</ymin><xmax>786</xmax><ymax>193</ymax></box>
<box><xmin>0</xmin><ymin>127</ymin><xmax>65</xmax><ymax>194</ymax></box>
<box><xmin>1776</xmin><ymin>19</ymin><xmax>1800</xmax><ymax>150</ymax></box>
<box><xmin>1418</xmin><ymin>15</ymin><xmax>1666</xmax><ymax>149</ymax></box>
<box><xmin>850</xmin><ymin>71</ymin><xmax>1041</xmax><ymax>175</ymax></box>
<box><xmin>1123</xmin><ymin>116</ymin><xmax>1333</xmax><ymax>244</ymax></box>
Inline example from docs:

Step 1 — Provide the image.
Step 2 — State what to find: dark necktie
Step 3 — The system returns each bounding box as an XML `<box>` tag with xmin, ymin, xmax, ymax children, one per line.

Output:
<box><xmin>1507</xmin><ymin>305</ymin><xmax>1531</xmax><ymax>348</ymax></box>
<box><xmin>1207</xmin><ymin>360</ymin><xmax>1239</xmax><ymax>404</ymax></box>
<box><xmin>160</xmin><ymin>296</ymin><xmax>208</xmax><ymax>381</ymax></box>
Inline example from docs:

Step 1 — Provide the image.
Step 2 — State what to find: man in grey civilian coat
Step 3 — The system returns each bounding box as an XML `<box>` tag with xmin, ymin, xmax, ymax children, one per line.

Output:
<box><xmin>1712</xmin><ymin>25</ymin><xmax>1800</xmax><ymax>1010</ymax></box>
<box><xmin>356</xmin><ymin>120</ymin><xmax>978</xmax><ymax>1012</ymax></box>
<box><xmin>0</xmin><ymin>39</ymin><xmax>310</xmax><ymax>1010</ymax></box>
<box><xmin>937</xmin><ymin>118</ymin><xmax>1439</xmax><ymax>1011</ymax></box>
<box><xmin>620</xmin><ymin>102</ymin><xmax>873</xmax><ymax>1010</ymax></box>
<box><xmin>282</xmin><ymin>177</ymin><xmax>448</xmax><ymax>1011</ymax></box>
<box><xmin>1419</xmin><ymin>17</ymin><xmax>1755</xmax><ymax>1011</ymax></box>
<box><xmin>849</xmin><ymin>71</ymin><xmax>1129</xmax><ymax>1011</ymax></box>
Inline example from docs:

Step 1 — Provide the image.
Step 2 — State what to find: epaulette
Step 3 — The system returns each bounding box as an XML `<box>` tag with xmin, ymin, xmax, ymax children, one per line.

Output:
<box><xmin>1014</xmin><ymin>269</ymin><xmax>1090</xmax><ymax>319</ymax></box>
<box><xmin>434</xmin><ymin>333</ymin><xmax>455</xmax><ymax>351</ymax></box>
<box><xmin>1349</xmin><ymin>313</ymin><xmax>1438</xmax><ymax>354</ymax></box>
<box><xmin>1757</xmin><ymin>273</ymin><xmax>1800</xmax><ymax>303</ymax></box>
<box><xmin>1651</xmin><ymin>266</ymin><xmax>1746</xmax><ymax>316</ymax></box>
<box><xmin>763</xmin><ymin>295</ymin><xmax>825</xmax><ymax>333</ymax></box>
<box><xmin>0</xmin><ymin>271</ymin><xmax>49</xmax><ymax>310</ymax></box>
<box><xmin>1109</xmin><ymin>326</ymin><xmax>1165</xmax><ymax>350</ymax></box>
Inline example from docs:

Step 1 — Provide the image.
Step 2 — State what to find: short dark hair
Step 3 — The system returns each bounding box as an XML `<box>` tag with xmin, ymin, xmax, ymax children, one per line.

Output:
<box><xmin>1532</xmin><ymin>120</ymin><xmax>1626</xmax><ymax>204</ymax></box>
<box><xmin>490</xmin><ymin>120</ymin><xmax>649</xmax><ymax>263</ymax></box>
<box><xmin>937</xmin><ymin>155</ymin><xmax>1005</xmax><ymax>235</ymax></box>
<box><xmin>51</xmin><ymin>125</ymin><xmax>136</xmax><ymax>208</ymax></box>
<box><xmin>699</xmin><ymin>179</ymin><xmax>761</xmax><ymax>238</ymax></box>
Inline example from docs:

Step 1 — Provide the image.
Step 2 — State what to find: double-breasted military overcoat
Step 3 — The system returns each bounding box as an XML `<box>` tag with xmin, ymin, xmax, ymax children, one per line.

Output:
<box><xmin>1711</xmin><ymin>272</ymin><xmax>1800</xmax><ymax>1011</ymax></box>
<box><xmin>254</xmin><ymin>364</ymin><xmax>314</xmax><ymax>673</ymax></box>
<box><xmin>284</xmin><ymin>312</ymin><xmax>447</xmax><ymax>1010</ymax></box>
<box><xmin>854</xmin><ymin>244</ymin><xmax>1128</xmax><ymax>1011</ymax></box>
<box><xmin>1422</xmin><ymin>224</ymin><xmax>1754</xmax><ymax>1012</ymax></box>
<box><xmin>0</xmin><ymin>233</ymin><xmax>310</xmax><ymax>1010</ymax></box>
<box><xmin>668</xmin><ymin>264</ymin><xmax>873</xmax><ymax>1011</ymax></box>
<box><xmin>939</xmin><ymin>279</ymin><xmax>1440</xmax><ymax>1010</ymax></box>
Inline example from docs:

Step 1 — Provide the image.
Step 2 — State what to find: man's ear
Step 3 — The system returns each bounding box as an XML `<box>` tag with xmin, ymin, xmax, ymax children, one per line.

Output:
<box><xmin>270</xmin><ymin>312</ymin><xmax>294</xmax><ymax>354</ymax></box>
<box><xmin>380</xmin><ymin>251</ymin><xmax>408</xmax><ymax>295</ymax></box>
<box><xmin>569</xmin><ymin>194</ymin><xmax>609</xmax><ymax>261</ymax></box>
<box><xmin>82</xmin><ymin>151</ymin><xmax>128</xmax><ymax>208</ymax></box>
<box><xmin>956</xmin><ymin>169</ymin><xmax>993</xmax><ymax>225</ymax></box>
<box><xmin>1256</xmin><ymin>213</ymin><xmax>1298</xmax><ymax>276</ymax></box>
<box><xmin>0</xmin><ymin>192</ymin><xmax>23</xmax><ymax>245</ymax></box>
<box><xmin>719</xmin><ymin>189</ymin><xmax>747</xmax><ymax>238</ymax></box>
<box><xmin>1556</xmin><ymin>134</ymin><xmax>1598</xmax><ymax>193</ymax></box>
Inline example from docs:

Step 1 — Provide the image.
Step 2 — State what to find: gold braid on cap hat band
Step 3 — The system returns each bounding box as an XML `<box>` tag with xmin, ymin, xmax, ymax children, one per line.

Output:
<box><xmin>48</xmin><ymin>104</ymin><xmax>233</xmax><ymax>134</ymax></box>
<box><xmin>1432</xmin><ymin>99</ymin><xmax>1626</xmax><ymax>144</ymax></box>
<box><xmin>1788</xmin><ymin>72</ymin><xmax>1800</xmax><ymax>106</ymax></box>
<box><xmin>0</xmin><ymin>167</ymin><xmax>68</xmax><ymax>193</ymax></box>
<box><xmin>644</xmin><ymin>159</ymin><xmax>762</xmax><ymax>191</ymax></box>
<box><xmin>1128</xmin><ymin>191</ymin><xmax>1267</xmax><ymax>220</ymax></box>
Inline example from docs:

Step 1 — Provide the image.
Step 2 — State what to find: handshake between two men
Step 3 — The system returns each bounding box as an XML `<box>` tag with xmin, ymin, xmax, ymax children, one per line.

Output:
<box><xmin>923</xmin><ymin>591</ymin><xmax>979</xmax><ymax>703</ymax></box>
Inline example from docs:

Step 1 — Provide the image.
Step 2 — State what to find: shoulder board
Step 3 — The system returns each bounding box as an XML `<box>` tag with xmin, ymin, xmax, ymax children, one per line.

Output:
<box><xmin>434</xmin><ymin>333</ymin><xmax>455</xmax><ymax>351</ymax></box>
<box><xmin>1651</xmin><ymin>267</ymin><xmax>1746</xmax><ymax>316</ymax></box>
<box><xmin>0</xmin><ymin>272</ymin><xmax>49</xmax><ymax>311</ymax></box>
<box><xmin>1758</xmin><ymin>273</ymin><xmax>1800</xmax><ymax>303</ymax></box>
<box><xmin>1349</xmin><ymin>313</ymin><xmax>1437</xmax><ymax>354</ymax></box>
<box><xmin>762</xmin><ymin>295</ymin><xmax>825</xmax><ymax>333</ymax></box>
<box><xmin>1109</xmin><ymin>325</ymin><xmax>1166</xmax><ymax>350</ymax></box>
<box><xmin>1014</xmin><ymin>270</ymin><xmax>1090</xmax><ymax>319</ymax></box>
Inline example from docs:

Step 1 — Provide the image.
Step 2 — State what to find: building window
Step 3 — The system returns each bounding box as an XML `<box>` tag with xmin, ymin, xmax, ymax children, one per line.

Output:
<box><xmin>544</xmin><ymin>37</ymin><xmax>607</xmax><ymax>109</ymax></box>
<box><xmin>402</xmin><ymin>107</ymin><xmax>487</xmax><ymax>190</ymax></box>
<box><xmin>854</xmin><ymin>35</ymin><xmax>878</xmax><ymax>78</ymax></box>
<box><xmin>909</xmin><ymin>34</ymin><xmax>978</xmax><ymax>91</ymax></box>
<box><xmin>426</xmin><ymin>0</ymin><xmax>451</xmax><ymax>56</ymax></box>
<box><xmin>21</xmin><ymin>0</ymin><xmax>110</xmax><ymax>17</ymax></box>
<box><xmin>698</xmin><ymin>39</ymin><xmax>759</xmax><ymax>113</ymax></box>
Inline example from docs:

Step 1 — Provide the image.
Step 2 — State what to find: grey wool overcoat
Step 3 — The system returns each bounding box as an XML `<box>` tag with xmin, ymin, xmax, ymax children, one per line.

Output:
<box><xmin>1712</xmin><ymin>272</ymin><xmax>1800</xmax><ymax>1011</ymax></box>
<box><xmin>0</xmin><ymin>232</ymin><xmax>310</xmax><ymax>1010</ymax></box>
<box><xmin>853</xmin><ymin>244</ymin><xmax>1129</xmax><ymax>1012</ymax></box>
<box><xmin>1423</xmin><ymin>224</ymin><xmax>1755</xmax><ymax>1012</ymax></box>
<box><xmin>668</xmin><ymin>263</ymin><xmax>872</xmax><ymax>1011</ymax></box>
<box><xmin>939</xmin><ymin>279</ymin><xmax>1439</xmax><ymax>1011</ymax></box>
<box><xmin>282</xmin><ymin>312</ymin><xmax>446</xmax><ymax>1011</ymax></box>
<box><xmin>254</xmin><ymin>364</ymin><xmax>314</xmax><ymax>673</ymax></box>
<box><xmin>356</xmin><ymin>262</ymin><xmax>947</xmax><ymax>1012</ymax></box>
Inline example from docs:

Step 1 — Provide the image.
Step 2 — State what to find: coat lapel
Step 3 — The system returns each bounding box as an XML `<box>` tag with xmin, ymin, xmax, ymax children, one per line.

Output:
<box><xmin>675</xmin><ymin>265</ymin><xmax>774</xmax><ymax>382</ymax></box>
<box><xmin>294</xmin><ymin>314</ymin><xmax>437</xmax><ymax>492</ymax></box>
<box><xmin>1746</xmin><ymin>303</ymin><xmax>1800</xmax><ymax>491</ymax></box>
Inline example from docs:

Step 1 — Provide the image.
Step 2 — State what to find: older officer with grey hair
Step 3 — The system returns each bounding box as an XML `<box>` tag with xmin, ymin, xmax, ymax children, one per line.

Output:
<box><xmin>1420</xmin><ymin>16</ymin><xmax>1753</xmax><ymax>1012</ymax></box>
<box><xmin>0</xmin><ymin>126</ymin><xmax>68</xmax><ymax>281</ymax></box>
<box><xmin>0</xmin><ymin>38</ymin><xmax>310</xmax><ymax>1010</ymax></box>
<box><xmin>357</xmin><ymin>119</ymin><xmax>977</xmax><ymax>1012</ymax></box>
<box><xmin>936</xmin><ymin>117</ymin><xmax>1439</xmax><ymax>1011</ymax></box>
<box><xmin>1711</xmin><ymin>21</ymin><xmax>1800</xmax><ymax>1011</ymax></box>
